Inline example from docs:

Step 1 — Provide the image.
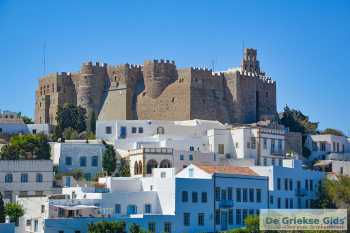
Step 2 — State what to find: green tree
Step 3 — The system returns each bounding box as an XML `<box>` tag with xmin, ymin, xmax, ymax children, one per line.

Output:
<box><xmin>279</xmin><ymin>105</ymin><xmax>319</xmax><ymax>157</ymax></box>
<box><xmin>63</xmin><ymin>127</ymin><xmax>80</xmax><ymax>140</ymax></box>
<box><xmin>0</xmin><ymin>192</ymin><xmax>5</xmax><ymax>223</ymax></box>
<box><xmin>102</xmin><ymin>145</ymin><xmax>117</xmax><ymax>176</ymax></box>
<box><xmin>0</xmin><ymin>134</ymin><xmax>51</xmax><ymax>160</ymax></box>
<box><xmin>321</xmin><ymin>128</ymin><xmax>344</xmax><ymax>136</ymax></box>
<box><xmin>129</xmin><ymin>223</ymin><xmax>146</xmax><ymax>233</ymax></box>
<box><xmin>280</xmin><ymin>105</ymin><xmax>318</xmax><ymax>134</ymax></box>
<box><xmin>55</xmin><ymin>103</ymin><xmax>87</xmax><ymax>138</ymax></box>
<box><xmin>88</xmin><ymin>221</ymin><xmax>125</xmax><ymax>233</ymax></box>
<box><xmin>21</xmin><ymin>116</ymin><xmax>34</xmax><ymax>124</ymax></box>
<box><xmin>4</xmin><ymin>202</ymin><xmax>24</xmax><ymax>226</ymax></box>
<box><xmin>115</xmin><ymin>158</ymin><xmax>130</xmax><ymax>177</ymax></box>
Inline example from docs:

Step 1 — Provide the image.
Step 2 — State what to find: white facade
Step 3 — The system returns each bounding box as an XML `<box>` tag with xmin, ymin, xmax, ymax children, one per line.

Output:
<box><xmin>26</xmin><ymin>124</ymin><xmax>52</xmax><ymax>135</ymax></box>
<box><xmin>50</xmin><ymin>141</ymin><xmax>106</xmax><ymax>180</ymax></box>
<box><xmin>250</xmin><ymin>159</ymin><xmax>325</xmax><ymax>209</ymax></box>
<box><xmin>96</xmin><ymin>119</ymin><xmax>227</xmax><ymax>153</ymax></box>
<box><xmin>0</xmin><ymin>160</ymin><xmax>53</xmax><ymax>201</ymax></box>
<box><xmin>39</xmin><ymin>165</ymin><xmax>271</xmax><ymax>233</ymax></box>
<box><xmin>208</xmin><ymin>125</ymin><xmax>287</xmax><ymax>165</ymax></box>
<box><xmin>16</xmin><ymin>196</ymin><xmax>48</xmax><ymax>233</ymax></box>
<box><xmin>305</xmin><ymin>134</ymin><xmax>350</xmax><ymax>161</ymax></box>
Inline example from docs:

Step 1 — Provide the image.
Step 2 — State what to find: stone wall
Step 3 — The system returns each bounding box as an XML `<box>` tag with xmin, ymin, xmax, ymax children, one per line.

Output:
<box><xmin>35</xmin><ymin>48</ymin><xmax>277</xmax><ymax>125</ymax></box>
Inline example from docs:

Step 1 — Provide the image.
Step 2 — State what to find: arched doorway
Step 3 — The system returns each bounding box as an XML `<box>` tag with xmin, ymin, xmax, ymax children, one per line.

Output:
<box><xmin>134</xmin><ymin>161</ymin><xmax>139</xmax><ymax>175</ymax></box>
<box><xmin>159</xmin><ymin>159</ymin><xmax>172</xmax><ymax>168</ymax></box>
<box><xmin>138</xmin><ymin>161</ymin><xmax>143</xmax><ymax>174</ymax></box>
<box><xmin>146</xmin><ymin>159</ymin><xmax>158</xmax><ymax>174</ymax></box>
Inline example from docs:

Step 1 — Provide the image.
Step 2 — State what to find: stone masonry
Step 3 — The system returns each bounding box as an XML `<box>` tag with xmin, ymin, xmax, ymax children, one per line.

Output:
<box><xmin>35</xmin><ymin>48</ymin><xmax>277</xmax><ymax>125</ymax></box>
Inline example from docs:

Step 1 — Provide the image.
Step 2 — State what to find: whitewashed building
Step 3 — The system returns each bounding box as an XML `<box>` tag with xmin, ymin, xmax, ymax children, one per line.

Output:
<box><xmin>50</xmin><ymin>140</ymin><xmax>106</xmax><ymax>180</ymax></box>
<box><xmin>0</xmin><ymin>160</ymin><xmax>53</xmax><ymax>202</ymax></box>
<box><xmin>305</xmin><ymin>134</ymin><xmax>350</xmax><ymax>161</ymax></box>
<box><xmin>28</xmin><ymin>165</ymin><xmax>271</xmax><ymax>233</ymax></box>
<box><xmin>250</xmin><ymin>159</ymin><xmax>325</xmax><ymax>209</ymax></box>
<box><xmin>96</xmin><ymin>120</ymin><xmax>291</xmax><ymax>176</ymax></box>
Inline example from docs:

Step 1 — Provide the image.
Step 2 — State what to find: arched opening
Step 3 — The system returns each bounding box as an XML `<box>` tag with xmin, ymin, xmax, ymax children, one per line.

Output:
<box><xmin>156</xmin><ymin>127</ymin><xmax>165</xmax><ymax>135</ymax></box>
<box><xmin>138</xmin><ymin>161</ymin><xmax>143</xmax><ymax>174</ymax></box>
<box><xmin>134</xmin><ymin>161</ymin><xmax>139</xmax><ymax>175</ymax></box>
<box><xmin>146</xmin><ymin>160</ymin><xmax>158</xmax><ymax>174</ymax></box>
<box><xmin>159</xmin><ymin>159</ymin><xmax>171</xmax><ymax>168</ymax></box>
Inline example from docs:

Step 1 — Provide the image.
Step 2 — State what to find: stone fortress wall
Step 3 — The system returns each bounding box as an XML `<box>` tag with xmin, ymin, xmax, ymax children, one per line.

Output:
<box><xmin>35</xmin><ymin>48</ymin><xmax>277</xmax><ymax>125</ymax></box>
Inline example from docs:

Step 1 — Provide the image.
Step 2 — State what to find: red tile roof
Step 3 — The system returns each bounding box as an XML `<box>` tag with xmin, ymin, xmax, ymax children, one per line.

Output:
<box><xmin>196</xmin><ymin>164</ymin><xmax>258</xmax><ymax>176</ymax></box>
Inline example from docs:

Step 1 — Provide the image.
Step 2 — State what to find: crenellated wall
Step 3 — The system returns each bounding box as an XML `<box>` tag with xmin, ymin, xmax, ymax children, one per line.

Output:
<box><xmin>35</xmin><ymin>48</ymin><xmax>277</xmax><ymax>125</ymax></box>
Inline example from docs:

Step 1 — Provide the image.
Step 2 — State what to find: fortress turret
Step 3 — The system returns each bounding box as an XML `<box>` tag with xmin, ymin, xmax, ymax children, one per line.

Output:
<box><xmin>241</xmin><ymin>48</ymin><xmax>260</xmax><ymax>74</ymax></box>
<box><xmin>143</xmin><ymin>59</ymin><xmax>177</xmax><ymax>98</ymax></box>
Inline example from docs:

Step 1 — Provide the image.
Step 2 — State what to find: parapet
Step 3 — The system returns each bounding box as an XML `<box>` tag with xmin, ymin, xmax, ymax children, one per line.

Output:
<box><xmin>81</xmin><ymin>61</ymin><xmax>108</xmax><ymax>74</ymax></box>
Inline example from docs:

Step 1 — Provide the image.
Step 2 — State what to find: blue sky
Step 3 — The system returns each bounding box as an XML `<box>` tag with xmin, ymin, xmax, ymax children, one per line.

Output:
<box><xmin>0</xmin><ymin>0</ymin><xmax>349</xmax><ymax>133</ymax></box>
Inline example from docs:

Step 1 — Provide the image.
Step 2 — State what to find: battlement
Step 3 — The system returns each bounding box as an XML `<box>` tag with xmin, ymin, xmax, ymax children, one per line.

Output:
<box><xmin>151</xmin><ymin>59</ymin><xmax>176</xmax><ymax>65</ymax></box>
<box><xmin>81</xmin><ymin>61</ymin><xmax>108</xmax><ymax>74</ymax></box>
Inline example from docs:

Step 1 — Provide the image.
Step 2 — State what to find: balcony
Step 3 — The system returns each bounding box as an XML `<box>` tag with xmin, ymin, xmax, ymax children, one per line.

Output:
<box><xmin>219</xmin><ymin>199</ymin><xmax>234</xmax><ymax>208</ymax></box>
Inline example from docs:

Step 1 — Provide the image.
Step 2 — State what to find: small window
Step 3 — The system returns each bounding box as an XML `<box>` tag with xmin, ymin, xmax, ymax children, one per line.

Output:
<box><xmin>138</xmin><ymin>127</ymin><xmax>143</xmax><ymax>133</ymax></box>
<box><xmin>188</xmin><ymin>168</ymin><xmax>194</xmax><ymax>177</ymax></box>
<box><xmin>164</xmin><ymin>222</ymin><xmax>171</xmax><ymax>233</ymax></box>
<box><xmin>132</xmin><ymin>127</ymin><xmax>137</xmax><ymax>134</ymax></box>
<box><xmin>184</xmin><ymin>213</ymin><xmax>190</xmax><ymax>226</ymax></box>
<box><xmin>242</xmin><ymin>188</ymin><xmax>248</xmax><ymax>202</ymax></box>
<box><xmin>218</xmin><ymin>144</ymin><xmax>225</xmax><ymax>154</ymax></box>
<box><xmin>80</xmin><ymin>156</ymin><xmax>87</xmax><ymax>167</ymax></box>
<box><xmin>180</xmin><ymin>154</ymin><xmax>184</xmax><ymax>160</ymax></box>
<box><xmin>105</xmin><ymin>126</ymin><xmax>112</xmax><ymax>134</ymax></box>
<box><xmin>119</xmin><ymin>126</ymin><xmax>127</xmax><ymax>138</ymax></box>
<box><xmin>5</xmin><ymin>174</ymin><xmax>13</xmax><ymax>183</ymax></box>
<box><xmin>148</xmin><ymin>222</ymin><xmax>156</xmax><ymax>233</ymax></box>
<box><xmin>145</xmin><ymin>204</ymin><xmax>152</xmax><ymax>214</ymax></box>
<box><xmin>189</xmin><ymin>154</ymin><xmax>193</xmax><ymax>161</ymax></box>
<box><xmin>182</xmin><ymin>191</ymin><xmax>188</xmax><ymax>202</ymax></box>
<box><xmin>91</xmin><ymin>156</ymin><xmax>98</xmax><ymax>167</ymax></box>
<box><xmin>36</xmin><ymin>173</ymin><xmax>43</xmax><ymax>183</ymax></box>
<box><xmin>32</xmin><ymin>129</ymin><xmax>37</xmax><ymax>134</ymax></box>
<box><xmin>189</xmin><ymin>146</ymin><xmax>194</xmax><ymax>151</ymax></box>
<box><xmin>198</xmin><ymin>213</ymin><xmax>205</xmax><ymax>226</ymax></box>
<box><xmin>161</xmin><ymin>172</ymin><xmax>166</xmax><ymax>179</ymax></box>
<box><xmin>26</xmin><ymin>220</ymin><xmax>31</xmax><ymax>226</ymax></box>
<box><xmin>41</xmin><ymin>205</ymin><xmax>45</xmax><ymax>213</ymax></box>
<box><xmin>115</xmin><ymin>204</ymin><xmax>121</xmax><ymax>214</ymax></box>
<box><xmin>201</xmin><ymin>192</ymin><xmax>207</xmax><ymax>203</ymax></box>
<box><xmin>263</xmin><ymin>139</ymin><xmax>267</xmax><ymax>149</ymax></box>
<box><xmin>192</xmin><ymin>192</ymin><xmax>198</xmax><ymax>203</ymax></box>
<box><xmin>65</xmin><ymin>156</ymin><xmax>72</xmax><ymax>166</ymax></box>
<box><xmin>256</xmin><ymin>189</ymin><xmax>262</xmax><ymax>202</ymax></box>
<box><xmin>21</xmin><ymin>173</ymin><xmax>28</xmax><ymax>183</ymax></box>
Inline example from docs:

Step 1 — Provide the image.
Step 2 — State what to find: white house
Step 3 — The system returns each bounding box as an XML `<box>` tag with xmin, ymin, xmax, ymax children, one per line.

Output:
<box><xmin>0</xmin><ymin>160</ymin><xmax>54</xmax><ymax>202</ymax></box>
<box><xmin>50</xmin><ymin>140</ymin><xmax>106</xmax><ymax>180</ymax></box>
<box><xmin>0</xmin><ymin>111</ymin><xmax>28</xmax><ymax>135</ymax></box>
<box><xmin>250</xmin><ymin>159</ymin><xmax>325</xmax><ymax>209</ymax></box>
<box><xmin>208</xmin><ymin>122</ymin><xmax>288</xmax><ymax>166</ymax></box>
<box><xmin>305</xmin><ymin>134</ymin><xmax>350</xmax><ymax>161</ymax></box>
<box><xmin>0</xmin><ymin>110</ymin><xmax>51</xmax><ymax>135</ymax></box>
